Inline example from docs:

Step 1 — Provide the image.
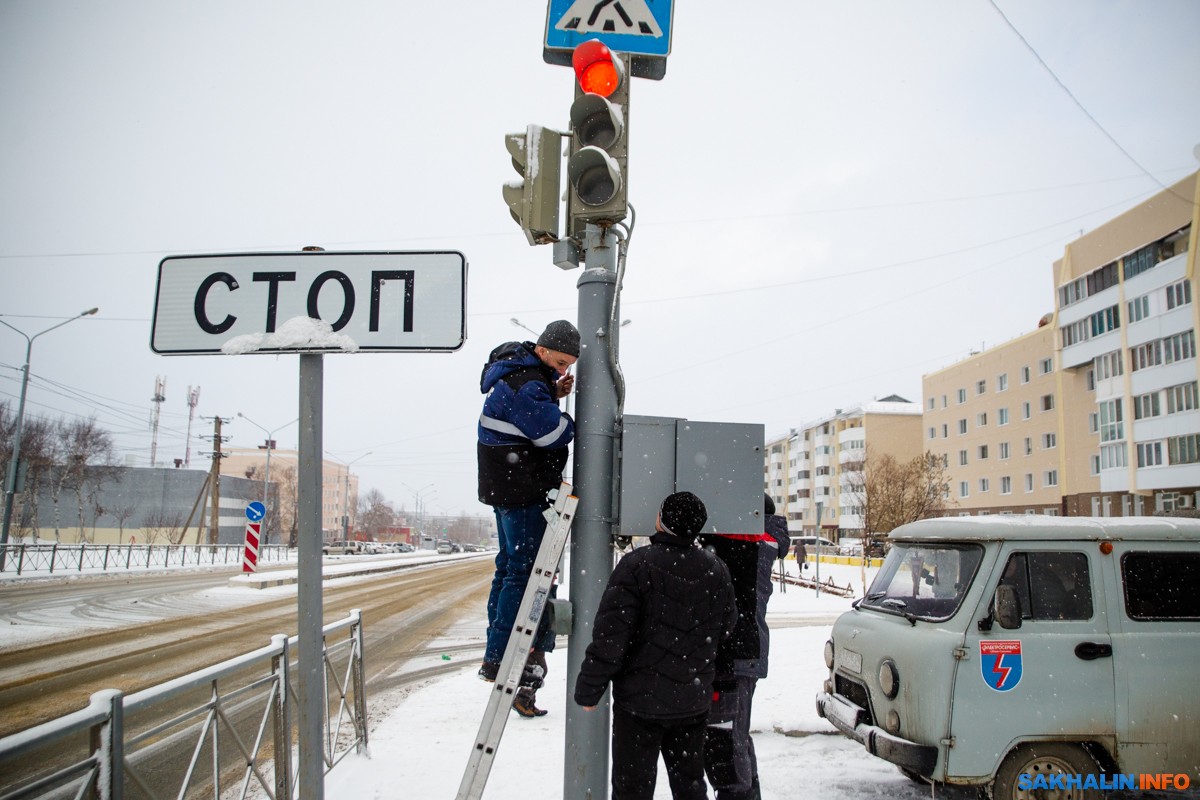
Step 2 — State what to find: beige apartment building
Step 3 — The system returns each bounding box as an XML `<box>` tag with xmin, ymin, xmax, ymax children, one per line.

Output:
<box><xmin>765</xmin><ymin>396</ymin><xmax>923</xmax><ymax>536</ymax></box>
<box><xmin>221</xmin><ymin>447</ymin><xmax>361</xmax><ymax>539</ymax></box>
<box><xmin>924</xmin><ymin>171</ymin><xmax>1199</xmax><ymax>517</ymax></box>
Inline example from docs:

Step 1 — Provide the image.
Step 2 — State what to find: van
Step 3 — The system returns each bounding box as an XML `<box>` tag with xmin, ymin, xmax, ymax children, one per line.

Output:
<box><xmin>789</xmin><ymin>535</ymin><xmax>837</xmax><ymax>551</ymax></box>
<box><xmin>322</xmin><ymin>540</ymin><xmax>362</xmax><ymax>555</ymax></box>
<box><xmin>816</xmin><ymin>516</ymin><xmax>1200</xmax><ymax>799</ymax></box>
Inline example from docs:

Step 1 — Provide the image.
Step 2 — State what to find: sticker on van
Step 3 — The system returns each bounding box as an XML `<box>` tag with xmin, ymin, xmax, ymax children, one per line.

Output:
<box><xmin>980</xmin><ymin>640</ymin><xmax>1022</xmax><ymax>691</ymax></box>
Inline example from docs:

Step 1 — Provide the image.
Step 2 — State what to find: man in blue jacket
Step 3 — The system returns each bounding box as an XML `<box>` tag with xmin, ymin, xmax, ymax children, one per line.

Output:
<box><xmin>477</xmin><ymin>320</ymin><xmax>578</xmax><ymax>717</ymax></box>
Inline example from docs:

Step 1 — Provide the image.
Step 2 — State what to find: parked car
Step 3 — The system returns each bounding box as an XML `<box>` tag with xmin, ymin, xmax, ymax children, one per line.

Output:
<box><xmin>436</xmin><ymin>541</ymin><xmax>453</xmax><ymax>555</ymax></box>
<box><xmin>396</xmin><ymin>542</ymin><xmax>415</xmax><ymax>553</ymax></box>
<box><xmin>816</xmin><ymin>516</ymin><xmax>1200</xmax><ymax>799</ymax></box>
<box><xmin>322</xmin><ymin>540</ymin><xmax>362</xmax><ymax>555</ymax></box>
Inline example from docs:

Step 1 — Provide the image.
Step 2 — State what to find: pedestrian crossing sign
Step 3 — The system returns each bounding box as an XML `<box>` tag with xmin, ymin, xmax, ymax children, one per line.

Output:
<box><xmin>544</xmin><ymin>0</ymin><xmax>673</xmax><ymax>79</ymax></box>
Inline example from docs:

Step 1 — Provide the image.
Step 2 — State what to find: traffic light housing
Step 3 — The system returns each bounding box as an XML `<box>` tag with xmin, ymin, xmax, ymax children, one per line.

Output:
<box><xmin>503</xmin><ymin>124</ymin><xmax>562</xmax><ymax>245</ymax></box>
<box><xmin>566</xmin><ymin>40</ymin><xmax>630</xmax><ymax>234</ymax></box>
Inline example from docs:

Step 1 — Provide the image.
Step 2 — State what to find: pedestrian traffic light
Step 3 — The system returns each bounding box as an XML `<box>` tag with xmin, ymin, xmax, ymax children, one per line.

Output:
<box><xmin>566</xmin><ymin>39</ymin><xmax>629</xmax><ymax>232</ymax></box>
<box><xmin>503</xmin><ymin>124</ymin><xmax>562</xmax><ymax>245</ymax></box>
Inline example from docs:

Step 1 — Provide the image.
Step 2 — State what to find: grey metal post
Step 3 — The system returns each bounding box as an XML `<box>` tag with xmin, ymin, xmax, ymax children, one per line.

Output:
<box><xmin>271</xmin><ymin>634</ymin><xmax>293</xmax><ymax>800</ymax></box>
<box><xmin>297</xmin><ymin>353</ymin><xmax>324</xmax><ymax>799</ymax></box>
<box><xmin>815</xmin><ymin>501</ymin><xmax>823</xmax><ymax>598</ymax></box>
<box><xmin>564</xmin><ymin>224</ymin><xmax>620</xmax><ymax>800</ymax></box>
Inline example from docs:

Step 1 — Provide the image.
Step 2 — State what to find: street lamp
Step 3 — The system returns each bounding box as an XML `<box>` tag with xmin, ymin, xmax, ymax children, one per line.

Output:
<box><xmin>328</xmin><ymin>452</ymin><xmax>372</xmax><ymax>540</ymax></box>
<box><xmin>237</xmin><ymin>412</ymin><xmax>298</xmax><ymax>543</ymax></box>
<box><xmin>1</xmin><ymin>308</ymin><xmax>99</xmax><ymax>553</ymax></box>
<box><xmin>401</xmin><ymin>482</ymin><xmax>436</xmax><ymax>543</ymax></box>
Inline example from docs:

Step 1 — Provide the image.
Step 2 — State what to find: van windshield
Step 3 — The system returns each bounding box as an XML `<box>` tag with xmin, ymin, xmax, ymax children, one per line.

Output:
<box><xmin>859</xmin><ymin>543</ymin><xmax>984</xmax><ymax>622</ymax></box>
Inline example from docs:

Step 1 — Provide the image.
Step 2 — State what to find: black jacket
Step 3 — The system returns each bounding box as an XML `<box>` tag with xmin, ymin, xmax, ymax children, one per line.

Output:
<box><xmin>699</xmin><ymin>513</ymin><xmax>789</xmax><ymax>679</ymax></box>
<box><xmin>574</xmin><ymin>531</ymin><xmax>737</xmax><ymax>719</ymax></box>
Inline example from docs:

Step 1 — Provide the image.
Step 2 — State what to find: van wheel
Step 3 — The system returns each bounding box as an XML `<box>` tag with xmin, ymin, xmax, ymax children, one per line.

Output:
<box><xmin>991</xmin><ymin>743</ymin><xmax>1101</xmax><ymax>800</ymax></box>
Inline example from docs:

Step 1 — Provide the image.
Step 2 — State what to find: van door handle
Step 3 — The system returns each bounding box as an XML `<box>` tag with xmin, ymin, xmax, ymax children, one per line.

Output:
<box><xmin>1074</xmin><ymin>642</ymin><xmax>1113</xmax><ymax>660</ymax></box>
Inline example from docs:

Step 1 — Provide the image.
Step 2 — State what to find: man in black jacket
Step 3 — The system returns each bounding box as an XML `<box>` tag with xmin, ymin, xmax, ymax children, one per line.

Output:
<box><xmin>575</xmin><ymin>492</ymin><xmax>737</xmax><ymax>800</ymax></box>
<box><xmin>697</xmin><ymin>495</ymin><xmax>790</xmax><ymax>799</ymax></box>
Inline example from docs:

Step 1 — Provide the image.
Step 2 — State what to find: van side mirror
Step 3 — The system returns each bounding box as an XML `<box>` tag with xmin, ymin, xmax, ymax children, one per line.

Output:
<box><xmin>995</xmin><ymin>584</ymin><xmax>1022</xmax><ymax>630</ymax></box>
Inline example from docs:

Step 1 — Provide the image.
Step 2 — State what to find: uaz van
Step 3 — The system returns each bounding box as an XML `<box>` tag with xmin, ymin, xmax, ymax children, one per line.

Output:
<box><xmin>816</xmin><ymin>516</ymin><xmax>1200</xmax><ymax>799</ymax></box>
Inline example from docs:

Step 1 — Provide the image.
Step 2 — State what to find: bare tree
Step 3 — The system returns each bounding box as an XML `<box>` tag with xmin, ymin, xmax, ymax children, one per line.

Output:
<box><xmin>44</xmin><ymin>418</ymin><xmax>115</xmax><ymax>542</ymax></box>
<box><xmin>845</xmin><ymin>448</ymin><xmax>953</xmax><ymax>551</ymax></box>
<box><xmin>273</xmin><ymin>465</ymin><xmax>299</xmax><ymax>547</ymax></box>
<box><xmin>141</xmin><ymin>508</ymin><xmax>188</xmax><ymax>545</ymax></box>
<box><xmin>0</xmin><ymin>404</ymin><xmax>55</xmax><ymax>541</ymax></box>
<box><xmin>359</xmin><ymin>488</ymin><xmax>395</xmax><ymax>538</ymax></box>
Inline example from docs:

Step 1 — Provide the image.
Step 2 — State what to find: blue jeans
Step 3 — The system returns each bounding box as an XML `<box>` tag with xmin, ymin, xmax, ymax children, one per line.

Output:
<box><xmin>485</xmin><ymin>503</ymin><xmax>555</xmax><ymax>664</ymax></box>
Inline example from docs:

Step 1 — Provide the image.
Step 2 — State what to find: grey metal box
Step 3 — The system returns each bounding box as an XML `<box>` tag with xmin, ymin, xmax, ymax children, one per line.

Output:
<box><xmin>617</xmin><ymin>415</ymin><xmax>764</xmax><ymax>537</ymax></box>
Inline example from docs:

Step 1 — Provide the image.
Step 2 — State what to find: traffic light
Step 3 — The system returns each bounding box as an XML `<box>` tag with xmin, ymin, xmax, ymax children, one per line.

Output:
<box><xmin>503</xmin><ymin>124</ymin><xmax>562</xmax><ymax>245</ymax></box>
<box><xmin>566</xmin><ymin>39</ymin><xmax>629</xmax><ymax>233</ymax></box>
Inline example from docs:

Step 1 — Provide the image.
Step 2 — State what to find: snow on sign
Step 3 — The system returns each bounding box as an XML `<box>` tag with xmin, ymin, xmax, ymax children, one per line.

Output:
<box><xmin>151</xmin><ymin>251</ymin><xmax>467</xmax><ymax>355</ymax></box>
<box><xmin>544</xmin><ymin>0</ymin><xmax>672</xmax><ymax>60</ymax></box>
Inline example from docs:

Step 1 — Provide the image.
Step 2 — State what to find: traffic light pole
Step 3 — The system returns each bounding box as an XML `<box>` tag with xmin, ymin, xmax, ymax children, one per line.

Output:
<box><xmin>564</xmin><ymin>223</ymin><xmax>622</xmax><ymax>800</ymax></box>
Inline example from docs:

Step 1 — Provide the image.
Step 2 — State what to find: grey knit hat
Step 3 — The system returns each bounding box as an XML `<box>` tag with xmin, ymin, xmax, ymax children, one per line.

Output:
<box><xmin>659</xmin><ymin>491</ymin><xmax>708</xmax><ymax>538</ymax></box>
<box><xmin>536</xmin><ymin>320</ymin><xmax>580</xmax><ymax>357</ymax></box>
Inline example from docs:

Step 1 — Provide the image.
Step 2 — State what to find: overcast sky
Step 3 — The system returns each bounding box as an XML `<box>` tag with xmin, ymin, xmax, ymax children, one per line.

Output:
<box><xmin>2</xmin><ymin>0</ymin><xmax>1198</xmax><ymax>518</ymax></box>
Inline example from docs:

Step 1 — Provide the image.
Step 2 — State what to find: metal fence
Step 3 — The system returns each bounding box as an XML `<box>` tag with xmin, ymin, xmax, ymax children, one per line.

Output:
<box><xmin>0</xmin><ymin>610</ymin><xmax>367</xmax><ymax>800</ymax></box>
<box><xmin>0</xmin><ymin>543</ymin><xmax>297</xmax><ymax>576</ymax></box>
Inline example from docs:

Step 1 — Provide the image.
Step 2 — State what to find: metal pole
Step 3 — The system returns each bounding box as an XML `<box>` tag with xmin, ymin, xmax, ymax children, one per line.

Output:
<box><xmin>564</xmin><ymin>224</ymin><xmax>620</xmax><ymax>800</ymax></box>
<box><xmin>297</xmin><ymin>353</ymin><xmax>324</xmax><ymax>799</ymax></box>
<box><xmin>815</xmin><ymin>501</ymin><xmax>824</xmax><ymax>598</ymax></box>
<box><xmin>1</xmin><ymin>308</ymin><xmax>98</xmax><ymax>559</ymax></box>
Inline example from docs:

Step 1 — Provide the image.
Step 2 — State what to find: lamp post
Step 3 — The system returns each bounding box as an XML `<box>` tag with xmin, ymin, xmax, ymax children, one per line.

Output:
<box><xmin>401</xmin><ymin>481</ymin><xmax>435</xmax><ymax>544</ymax></box>
<box><xmin>328</xmin><ymin>452</ymin><xmax>371</xmax><ymax>540</ymax></box>
<box><xmin>237</xmin><ymin>412</ymin><xmax>298</xmax><ymax>544</ymax></box>
<box><xmin>1</xmin><ymin>308</ymin><xmax>99</xmax><ymax>556</ymax></box>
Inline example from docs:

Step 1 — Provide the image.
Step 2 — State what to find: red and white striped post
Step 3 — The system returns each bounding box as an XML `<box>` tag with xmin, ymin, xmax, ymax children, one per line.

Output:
<box><xmin>243</xmin><ymin>501</ymin><xmax>267</xmax><ymax>573</ymax></box>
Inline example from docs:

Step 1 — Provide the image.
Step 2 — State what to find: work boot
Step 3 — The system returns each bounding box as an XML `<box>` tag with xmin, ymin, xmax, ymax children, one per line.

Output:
<box><xmin>519</xmin><ymin>649</ymin><xmax>547</xmax><ymax>689</ymax></box>
<box><xmin>478</xmin><ymin>661</ymin><xmax>499</xmax><ymax>682</ymax></box>
<box><xmin>512</xmin><ymin>690</ymin><xmax>548</xmax><ymax>718</ymax></box>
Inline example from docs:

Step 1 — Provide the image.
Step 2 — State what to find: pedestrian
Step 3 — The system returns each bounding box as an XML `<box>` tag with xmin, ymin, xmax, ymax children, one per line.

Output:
<box><xmin>477</xmin><ymin>319</ymin><xmax>579</xmax><ymax>718</ymax></box>
<box><xmin>793</xmin><ymin>537</ymin><xmax>808</xmax><ymax>572</ymax></box>
<box><xmin>575</xmin><ymin>491</ymin><xmax>737</xmax><ymax>800</ymax></box>
<box><xmin>697</xmin><ymin>494</ymin><xmax>789</xmax><ymax>799</ymax></box>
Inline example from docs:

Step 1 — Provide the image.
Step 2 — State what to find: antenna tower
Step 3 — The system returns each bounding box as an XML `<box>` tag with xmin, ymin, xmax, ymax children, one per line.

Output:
<box><xmin>184</xmin><ymin>385</ymin><xmax>201</xmax><ymax>467</ymax></box>
<box><xmin>149</xmin><ymin>375</ymin><xmax>166</xmax><ymax>468</ymax></box>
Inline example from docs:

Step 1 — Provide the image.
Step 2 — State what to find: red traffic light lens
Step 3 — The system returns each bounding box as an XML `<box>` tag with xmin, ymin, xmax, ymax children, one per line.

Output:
<box><xmin>573</xmin><ymin>39</ymin><xmax>620</xmax><ymax>97</ymax></box>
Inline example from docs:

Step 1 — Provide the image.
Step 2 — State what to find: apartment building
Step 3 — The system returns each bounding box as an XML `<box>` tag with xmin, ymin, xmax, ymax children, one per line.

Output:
<box><xmin>923</xmin><ymin>172</ymin><xmax>1198</xmax><ymax>517</ymax></box>
<box><xmin>765</xmin><ymin>396</ymin><xmax>922</xmax><ymax>536</ymax></box>
<box><xmin>1054</xmin><ymin>171</ymin><xmax>1199</xmax><ymax>514</ymax></box>
<box><xmin>221</xmin><ymin>447</ymin><xmax>361</xmax><ymax>537</ymax></box>
<box><xmin>923</xmin><ymin>323</ymin><xmax>1097</xmax><ymax>515</ymax></box>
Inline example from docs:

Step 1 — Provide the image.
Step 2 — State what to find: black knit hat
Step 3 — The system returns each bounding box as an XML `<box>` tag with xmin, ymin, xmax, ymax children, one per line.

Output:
<box><xmin>764</xmin><ymin>493</ymin><xmax>776</xmax><ymax>515</ymax></box>
<box><xmin>536</xmin><ymin>320</ymin><xmax>580</xmax><ymax>358</ymax></box>
<box><xmin>659</xmin><ymin>491</ymin><xmax>708</xmax><ymax>538</ymax></box>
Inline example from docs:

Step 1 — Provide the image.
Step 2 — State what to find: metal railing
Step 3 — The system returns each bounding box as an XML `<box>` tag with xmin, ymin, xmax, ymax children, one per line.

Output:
<box><xmin>0</xmin><ymin>543</ymin><xmax>297</xmax><ymax>576</ymax></box>
<box><xmin>0</xmin><ymin>610</ymin><xmax>367</xmax><ymax>800</ymax></box>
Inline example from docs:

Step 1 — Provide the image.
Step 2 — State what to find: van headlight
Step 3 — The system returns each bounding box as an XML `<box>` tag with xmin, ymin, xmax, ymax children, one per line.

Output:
<box><xmin>884</xmin><ymin>709</ymin><xmax>901</xmax><ymax>734</ymax></box>
<box><xmin>878</xmin><ymin>659</ymin><xmax>899</xmax><ymax>699</ymax></box>
<box><xmin>823</xmin><ymin>639</ymin><xmax>835</xmax><ymax>670</ymax></box>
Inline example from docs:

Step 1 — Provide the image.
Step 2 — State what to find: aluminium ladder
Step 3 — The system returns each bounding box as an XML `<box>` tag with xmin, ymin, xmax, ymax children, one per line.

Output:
<box><xmin>456</xmin><ymin>482</ymin><xmax>579</xmax><ymax>800</ymax></box>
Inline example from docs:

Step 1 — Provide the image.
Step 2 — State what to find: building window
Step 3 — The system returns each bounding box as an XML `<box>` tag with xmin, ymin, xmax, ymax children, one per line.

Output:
<box><xmin>1058</xmin><ymin>275</ymin><xmax>1088</xmax><ymax>308</ymax></box>
<box><xmin>1022</xmin><ymin>401</ymin><xmax>1031</xmax><ymax>420</ymax></box>
<box><xmin>942</xmin><ymin>423</ymin><xmax>948</xmax><ymax>438</ymax></box>
<box><xmin>959</xmin><ymin>450</ymin><xmax>968</xmax><ymax>466</ymax></box>
<box><xmin>1042</xmin><ymin>433</ymin><xmax>1057</xmax><ymax>450</ymax></box>
<box><xmin>1099</xmin><ymin>399</ymin><xmax>1124</xmax><ymax>443</ymax></box>
<box><xmin>1137</xmin><ymin>442</ymin><xmax>1163</xmax><ymax>468</ymax></box>
<box><xmin>977</xmin><ymin>412</ymin><xmax>988</xmax><ymax>427</ymax></box>
<box><xmin>1088</xmin><ymin>261</ymin><xmax>1119</xmax><ymax>294</ymax></box>
<box><xmin>1086</xmin><ymin>368</ymin><xmax>1095</xmax><ymax>391</ymax></box>
<box><xmin>1040</xmin><ymin>394</ymin><xmax>1055</xmax><ymax>411</ymax></box>
<box><xmin>998</xmin><ymin>407</ymin><xmax>1009</xmax><ymax>426</ymax></box>
<box><xmin>1001</xmin><ymin>476</ymin><xmax>1012</xmax><ymax>495</ymax></box>
<box><xmin>997</xmin><ymin>373</ymin><xmax>1008</xmax><ymax>392</ymax></box>
<box><xmin>1039</xmin><ymin>357</ymin><xmax>1053</xmax><ymax>375</ymax></box>
<box><xmin>1164</xmin><ymin>330</ymin><xmax>1196</xmax><ymax>364</ymax></box>
<box><xmin>1021</xmin><ymin>365</ymin><xmax>1031</xmax><ymax>384</ymax></box>
<box><xmin>928</xmin><ymin>427</ymin><xmax>936</xmax><ymax>439</ymax></box>
<box><xmin>1131</xmin><ymin>340</ymin><xmax>1163</xmax><ymax>372</ymax></box>
<box><xmin>1088</xmin><ymin>412</ymin><xmax>1099</xmax><ymax>433</ymax></box>
<box><xmin>1024</xmin><ymin>438</ymin><xmax>1033</xmax><ymax>456</ymax></box>
<box><xmin>957</xmin><ymin>388</ymin><xmax>967</xmax><ymax>404</ymax></box>
<box><xmin>1088</xmin><ymin>305</ymin><xmax>1120</xmax><ymax>338</ymax></box>
<box><xmin>1090</xmin><ymin>455</ymin><xmax>1100</xmax><ymax>475</ymax></box>
<box><xmin>979</xmin><ymin>478</ymin><xmax>990</xmax><ymax>493</ymax></box>
<box><xmin>999</xmin><ymin>442</ymin><xmax>1010</xmax><ymax>460</ymax></box>
<box><xmin>1127</xmin><ymin>294</ymin><xmax>1150</xmax><ymax>323</ymax></box>
<box><xmin>1166</xmin><ymin>279</ymin><xmax>1192</xmax><ymax>310</ymax></box>
<box><xmin>958</xmin><ymin>419</ymin><xmax>967</xmax><ymax>435</ymax></box>
<box><xmin>1166</xmin><ymin>381</ymin><xmax>1199</xmax><ymax>414</ymax></box>
<box><xmin>1093</xmin><ymin>350</ymin><xmax>1124</xmax><ymax>380</ymax></box>
<box><xmin>1168</xmin><ymin>434</ymin><xmax>1200</xmax><ymax>465</ymax></box>
<box><xmin>1044</xmin><ymin>470</ymin><xmax>1059</xmax><ymax>488</ymax></box>
<box><xmin>928</xmin><ymin>397</ymin><xmax>935</xmax><ymax>410</ymax></box>
<box><xmin>959</xmin><ymin>481</ymin><xmax>969</xmax><ymax>498</ymax></box>
<box><xmin>1024</xmin><ymin>473</ymin><xmax>1034</xmax><ymax>492</ymax></box>
<box><xmin>1121</xmin><ymin>244</ymin><xmax>1158</xmax><ymax>281</ymax></box>
<box><xmin>978</xmin><ymin>445</ymin><xmax>989</xmax><ymax>460</ymax></box>
<box><xmin>1134</xmin><ymin>392</ymin><xmax>1161</xmax><ymax>420</ymax></box>
<box><xmin>1100</xmin><ymin>443</ymin><xmax>1127</xmax><ymax>470</ymax></box>
<box><xmin>976</xmin><ymin>379</ymin><xmax>987</xmax><ymax>395</ymax></box>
